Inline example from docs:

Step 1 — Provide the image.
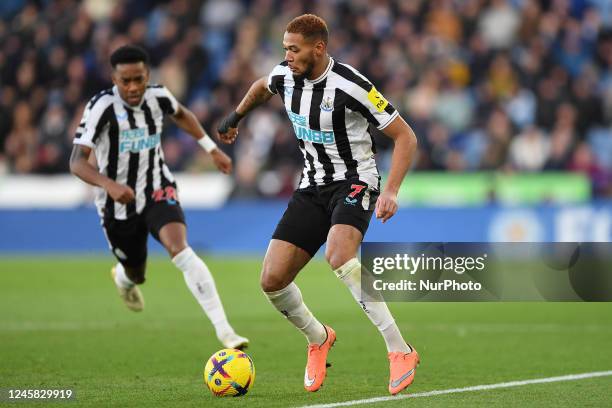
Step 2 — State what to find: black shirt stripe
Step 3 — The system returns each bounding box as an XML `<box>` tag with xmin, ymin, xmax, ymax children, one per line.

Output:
<box><xmin>145</xmin><ymin>148</ymin><xmax>155</xmax><ymax>206</ymax></box>
<box><xmin>384</xmin><ymin>103</ymin><xmax>395</xmax><ymax>116</ymax></box>
<box><xmin>270</xmin><ymin>61</ymin><xmax>289</xmax><ymax>96</ymax></box>
<box><xmin>276</xmin><ymin>79</ymin><xmax>285</xmax><ymax>105</ymax></box>
<box><xmin>125</xmin><ymin>107</ymin><xmax>137</xmax><ymax>129</ymax></box>
<box><xmin>92</xmin><ymin>105</ymin><xmax>114</xmax><ymax>145</ymax></box>
<box><xmin>124</xmin><ymin>107</ymin><xmax>139</xmax><ymax>217</ymax></box>
<box><xmin>104</xmin><ymin>108</ymin><xmax>120</xmax><ymax>219</ymax></box>
<box><xmin>333</xmin><ymin>89</ymin><xmax>358</xmax><ymax>180</ymax></box>
<box><xmin>291</xmin><ymin>77</ymin><xmax>316</xmax><ymax>187</ymax></box>
<box><xmin>331</xmin><ymin>63</ymin><xmax>372</xmax><ymax>92</ymax></box>
<box><xmin>291</xmin><ymin>77</ymin><xmax>303</xmax><ymax>112</ymax></box>
<box><xmin>156</xmin><ymin>97</ymin><xmax>175</xmax><ymax>115</ymax></box>
<box><xmin>141</xmin><ymin>101</ymin><xmax>158</xmax><ymax>206</ymax></box>
<box><xmin>309</xmin><ymin>79</ymin><xmax>335</xmax><ymax>184</ymax></box>
<box><xmin>297</xmin><ymin>139</ymin><xmax>315</xmax><ymax>186</ymax></box>
<box><xmin>269</xmin><ymin>75</ymin><xmax>285</xmax><ymax>95</ymax></box>
<box><xmin>158</xmin><ymin>145</ymin><xmax>173</xmax><ymax>189</ymax></box>
<box><xmin>141</xmin><ymin>101</ymin><xmax>157</xmax><ymax>135</ymax></box>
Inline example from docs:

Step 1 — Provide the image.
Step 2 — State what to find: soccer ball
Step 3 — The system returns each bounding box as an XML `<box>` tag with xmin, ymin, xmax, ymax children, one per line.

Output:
<box><xmin>204</xmin><ymin>348</ymin><xmax>255</xmax><ymax>397</ymax></box>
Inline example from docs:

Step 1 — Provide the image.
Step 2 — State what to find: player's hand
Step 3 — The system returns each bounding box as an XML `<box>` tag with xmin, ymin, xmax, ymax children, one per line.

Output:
<box><xmin>210</xmin><ymin>148</ymin><xmax>233</xmax><ymax>174</ymax></box>
<box><xmin>106</xmin><ymin>182</ymin><xmax>136</xmax><ymax>204</ymax></box>
<box><xmin>218</xmin><ymin>127</ymin><xmax>238</xmax><ymax>144</ymax></box>
<box><xmin>375</xmin><ymin>190</ymin><xmax>398</xmax><ymax>223</ymax></box>
<box><xmin>217</xmin><ymin>111</ymin><xmax>243</xmax><ymax>144</ymax></box>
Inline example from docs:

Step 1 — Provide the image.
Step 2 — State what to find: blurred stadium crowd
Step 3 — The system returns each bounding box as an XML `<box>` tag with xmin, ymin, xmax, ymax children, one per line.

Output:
<box><xmin>0</xmin><ymin>0</ymin><xmax>611</xmax><ymax>197</ymax></box>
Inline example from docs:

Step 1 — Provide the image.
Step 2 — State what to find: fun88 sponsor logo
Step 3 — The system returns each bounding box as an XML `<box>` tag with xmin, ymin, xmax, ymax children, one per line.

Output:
<box><xmin>119</xmin><ymin>128</ymin><xmax>161</xmax><ymax>153</ymax></box>
<box><xmin>287</xmin><ymin>111</ymin><xmax>335</xmax><ymax>144</ymax></box>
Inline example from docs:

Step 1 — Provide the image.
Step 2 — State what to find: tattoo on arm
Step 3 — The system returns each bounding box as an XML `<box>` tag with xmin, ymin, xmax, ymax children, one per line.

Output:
<box><xmin>237</xmin><ymin>78</ymin><xmax>273</xmax><ymax>116</ymax></box>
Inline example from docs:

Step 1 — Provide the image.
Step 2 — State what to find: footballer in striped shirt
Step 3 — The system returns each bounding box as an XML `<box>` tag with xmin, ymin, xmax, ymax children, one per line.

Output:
<box><xmin>70</xmin><ymin>45</ymin><xmax>248</xmax><ymax>350</ymax></box>
<box><xmin>217</xmin><ymin>14</ymin><xmax>419</xmax><ymax>395</ymax></box>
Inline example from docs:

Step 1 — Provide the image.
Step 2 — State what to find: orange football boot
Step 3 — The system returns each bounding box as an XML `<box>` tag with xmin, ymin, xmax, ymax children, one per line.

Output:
<box><xmin>304</xmin><ymin>325</ymin><xmax>336</xmax><ymax>392</ymax></box>
<box><xmin>388</xmin><ymin>344</ymin><xmax>420</xmax><ymax>395</ymax></box>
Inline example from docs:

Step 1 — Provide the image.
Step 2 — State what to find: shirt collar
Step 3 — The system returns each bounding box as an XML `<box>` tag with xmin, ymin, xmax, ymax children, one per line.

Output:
<box><xmin>304</xmin><ymin>56</ymin><xmax>334</xmax><ymax>84</ymax></box>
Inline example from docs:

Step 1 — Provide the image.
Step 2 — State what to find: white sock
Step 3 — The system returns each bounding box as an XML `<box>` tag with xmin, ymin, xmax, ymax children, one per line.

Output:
<box><xmin>172</xmin><ymin>247</ymin><xmax>234</xmax><ymax>338</ymax></box>
<box><xmin>114</xmin><ymin>263</ymin><xmax>134</xmax><ymax>289</ymax></box>
<box><xmin>264</xmin><ymin>282</ymin><xmax>327</xmax><ymax>345</ymax></box>
<box><xmin>334</xmin><ymin>258</ymin><xmax>411</xmax><ymax>353</ymax></box>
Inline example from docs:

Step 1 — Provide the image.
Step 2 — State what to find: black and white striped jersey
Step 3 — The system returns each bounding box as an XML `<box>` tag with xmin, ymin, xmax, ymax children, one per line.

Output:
<box><xmin>267</xmin><ymin>57</ymin><xmax>399</xmax><ymax>190</ymax></box>
<box><xmin>73</xmin><ymin>85</ymin><xmax>180</xmax><ymax>220</ymax></box>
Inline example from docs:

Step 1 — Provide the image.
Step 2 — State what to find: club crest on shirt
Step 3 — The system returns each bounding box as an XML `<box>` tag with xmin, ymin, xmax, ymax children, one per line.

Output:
<box><xmin>320</xmin><ymin>96</ymin><xmax>334</xmax><ymax>112</ymax></box>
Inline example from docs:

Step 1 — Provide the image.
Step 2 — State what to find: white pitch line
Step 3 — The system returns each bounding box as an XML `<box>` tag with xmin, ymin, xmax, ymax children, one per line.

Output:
<box><xmin>299</xmin><ymin>370</ymin><xmax>612</xmax><ymax>408</ymax></box>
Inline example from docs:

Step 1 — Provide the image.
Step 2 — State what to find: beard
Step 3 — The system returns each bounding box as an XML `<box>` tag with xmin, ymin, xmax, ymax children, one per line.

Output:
<box><xmin>292</xmin><ymin>58</ymin><xmax>315</xmax><ymax>80</ymax></box>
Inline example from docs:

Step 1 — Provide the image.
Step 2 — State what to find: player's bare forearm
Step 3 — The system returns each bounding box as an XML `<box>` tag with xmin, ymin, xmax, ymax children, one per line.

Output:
<box><xmin>171</xmin><ymin>104</ymin><xmax>233</xmax><ymax>174</ymax></box>
<box><xmin>375</xmin><ymin>116</ymin><xmax>417</xmax><ymax>223</ymax></box>
<box><xmin>217</xmin><ymin>77</ymin><xmax>273</xmax><ymax>144</ymax></box>
<box><xmin>171</xmin><ymin>104</ymin><xmax>208</xmax><ymax>142</ymax></box>
<box><xmin>235</xmin><ymin>77</ymin><xmax>274</xmax><ymax>116</ymax></box>
<box><xmin>69</xmin><ymin>145</ymin><xmax>112</xmax><ymax>189</ymax></box>
<box><xmin>381</xmin><ymin>117</ymin><xmax>418</xmax><ymax>194</ymax></box>
<box><xmin>70</xmin><ymin>145</ymin><xmax>135</xmax><ymax>203</ymax></box>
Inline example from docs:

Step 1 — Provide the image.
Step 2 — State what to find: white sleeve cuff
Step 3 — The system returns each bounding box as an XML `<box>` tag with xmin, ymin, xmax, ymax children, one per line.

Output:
<box><xmin>198</xmin><ymin>135</ymin><xmax>217</xmax><ymax>153</ymax></box>
<box><xmin>376</xmin><ymin>110</ymin><xmax>399</xmax><ymax>130</ymax></box>
<box><xmin>73</xmin><ymin>139</ymin><xmax>95</xmax><ymax>148</ymax></box>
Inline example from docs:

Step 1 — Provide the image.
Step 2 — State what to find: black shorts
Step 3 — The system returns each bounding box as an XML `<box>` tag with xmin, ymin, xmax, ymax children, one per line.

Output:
<box><xmin>272</xmin><ymin>179</ymin><xmax>379</xmax><ymax>257</ymax></box>
<box><xmin>102</xmin><ymin>201</ymin><xmax>185</xmax><ymax>267</ymax></box>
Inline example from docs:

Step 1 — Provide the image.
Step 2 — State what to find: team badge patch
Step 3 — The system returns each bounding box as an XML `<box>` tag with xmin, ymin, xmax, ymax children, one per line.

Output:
<box><xmin>367</xmin><ymin>87</ymin><xmax>388</xmax><ymax>113</ymax></box>
<box><xmin>320</xmin><ymin>96</ymin><xmax>334</xmax><ymax>112</ymax></box>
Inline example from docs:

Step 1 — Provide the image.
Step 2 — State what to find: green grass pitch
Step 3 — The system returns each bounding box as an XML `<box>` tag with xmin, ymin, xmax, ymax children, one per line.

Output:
<box><xmin>1</xmin><ymin>255</ymin><xmax>611</xmax><ymax>407</ymax></box>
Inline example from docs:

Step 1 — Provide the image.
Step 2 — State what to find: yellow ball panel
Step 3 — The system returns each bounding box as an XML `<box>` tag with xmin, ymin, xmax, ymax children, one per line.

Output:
<box><xmin>204</xmin><ymin>349</ymin><xmax>255</xmax><ymax>397</ymax></box>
